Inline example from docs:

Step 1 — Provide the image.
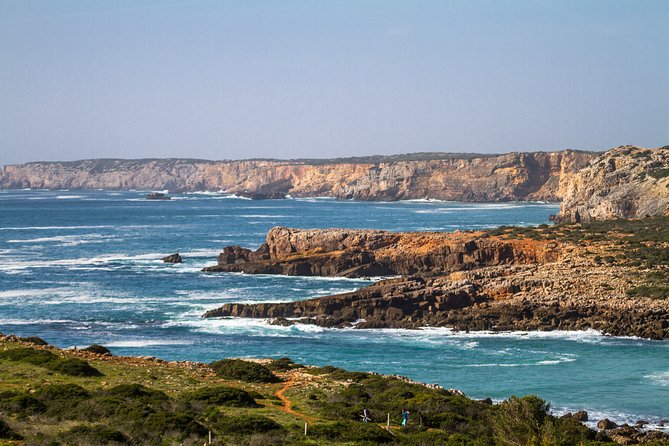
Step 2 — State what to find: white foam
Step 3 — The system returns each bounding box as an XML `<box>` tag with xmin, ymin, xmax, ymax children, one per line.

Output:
<box><xmin>6</xmin><ymin>234</ymin><xmax>114</xmax><ymax>246</ymax></box>
<box><xmin>236</xmin><ymin>214</ymin><xmax>292</xmax><ymax>218</ymax></box>
<box><xmin>104</xmin><ymin>339</ymin><xmax>193</xmax><ymax>348</ymax></box>
<box><xmin>0</xmin><ymin>288</ymin><xmax>74</xmax><ymax>299</ymax></box>
<box><xmin>0</xmin><ymin>318</ymin><xmax>76</xmax><ymax>325</ymax></box>
<box><xmin>645</xmin><ymin>371</ymin><xmax>669</xmax><ymax>387</ymax></box>
<box><xmin>55</xmin><ymin>195</ymin><xmax>84</xmax><ymax>199</ymax></box>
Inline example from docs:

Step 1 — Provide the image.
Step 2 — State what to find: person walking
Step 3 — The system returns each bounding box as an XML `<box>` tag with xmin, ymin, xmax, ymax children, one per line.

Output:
<box><xmin>362</xmin><ymin>407</ymin><xmax>370</xmax><ymax>423</ymax></box>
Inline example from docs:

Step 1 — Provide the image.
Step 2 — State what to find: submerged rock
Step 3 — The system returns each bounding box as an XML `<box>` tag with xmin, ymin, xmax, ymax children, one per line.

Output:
<box><xmin>162</xmin><ymin>253</ymin><xmax>182</xmax><ymax>263</ymax></box>
<box><xmin>146</xmin><ymin>192</ymin><xmax>171</xmax><ymax>200</ymax></box>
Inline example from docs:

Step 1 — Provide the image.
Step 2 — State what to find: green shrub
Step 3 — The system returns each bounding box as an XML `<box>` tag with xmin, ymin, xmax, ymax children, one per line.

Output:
<box><xmin>649</xmin><ymin>168</ymin><xmax>669</xmax><ymax>179</ymax></box>
<box><xmin>36</xmin><ymin>383</ymin><xmax>91</xmax><ymax>402</ymax></box>
<box><xmin>35</xmin><ymin>384</ymin><xmax>91</xmax><ymax>420</ymax></box>
<box><xmin>492</xmin><ymin>395</ymin><xmax>550</xmax><ymax>446</ymax></box>
<box><xmin>1</xmin><ymin>394</ymin><xmax>47</xmax><ymax>417</ymax></box>
<box><xmin>213</xmin><ymin>413</ymin><xmax>284</xmax><ymax>435</ymax></box>
<box><xmin>209</xmin><ymin>359</ymin><xmax>279</xmax><ymax>383</ymax></box>
<box><xmin>143</xmin><ymin>411</ymin><xmax>207</xmax><ymax>438</ymax></box>
<box><xmin>18</xmin><ymin>336</ymin><xmax>48</xmax><ymax>346</ymax></box>
<box><xmin>46</xmin><ymin>357</ymin><xmax>102</xmax><ymax>377</ymax></box>
<box><xmin>58</xmin><ymin>424</ymin><xmax>128</xmax><ymax>445</ymax></box>
<box><xmin>185</xmin><ymin>385</ymin><xmax>258</xmax><ymax>407</ymax></box>
<box><xmin>540</xmin><ymin>416</ymin><xmax>596</xmax><ymax>446</ymax></box>
<box><xmin>0</xmin><ymin>418</ymin><xmax>23</xmax><ymax>440</ymax></box>
<box><xmin>309</xmin><ymin>420</ymin><xmax>394</xmax><ymax>443</ymax></box>
<box><xmin>0</xmin><ymin>347</ymin><xmax>57</xmax><ymax>365</ymax></box>
<box><xmin>268</xmin><ymin>357</ymin><xmax>302</xmax><ymax>371</ymax></box>
<box><xmin>82</xmin><ymin>344</ymin><xmax>113</xmax><ymax>355</ymax></box>
<box><xmin>105</xmin><ymin>384</ymin><xmax>168</xmax><ymax>401</ymax></box>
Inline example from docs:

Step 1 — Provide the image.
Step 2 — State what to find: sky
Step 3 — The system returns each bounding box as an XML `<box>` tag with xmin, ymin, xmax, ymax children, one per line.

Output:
<box><xmin>0</xmin><ymin>0</ymin><xmax>667</xmax><ymax>165</ymax></box>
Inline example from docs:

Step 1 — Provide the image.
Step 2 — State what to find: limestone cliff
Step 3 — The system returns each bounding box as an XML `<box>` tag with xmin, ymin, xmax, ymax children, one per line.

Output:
<box><xmin>0</xmin><ymin>150</ymin><xmax>594</xmax><ymax>201</ymax></box>
<box><xmin>555</xmin><ymin>146</ymin><xmax>669</xmax><ymax>222</ymax></box>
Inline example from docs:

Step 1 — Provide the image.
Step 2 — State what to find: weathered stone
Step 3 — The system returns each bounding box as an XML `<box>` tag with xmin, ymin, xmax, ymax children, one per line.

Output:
<box><xmin>555</xmin><ymin>146</ymin><xmax>669</xmax><ymax>222</ymax></box>
<box><xmin>162</xmin><ymin>253</ymin><xmax>182</xmax><ymax>263</ymax></box>
<box><xmin>597</xmin><ymin>419</ymin><xmax>618</xmax><ymax>430</ymax></box>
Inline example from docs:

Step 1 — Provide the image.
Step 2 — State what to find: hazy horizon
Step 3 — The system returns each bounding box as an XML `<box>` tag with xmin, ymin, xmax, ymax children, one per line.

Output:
<box><xmin>1</xmin><ymin>0</ymin><xmax>668</xmax><ymax>165</ymax></box>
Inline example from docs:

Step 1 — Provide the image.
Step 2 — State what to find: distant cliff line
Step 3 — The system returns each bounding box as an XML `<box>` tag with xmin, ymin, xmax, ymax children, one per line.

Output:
<box><xmin>0</xmin><ymin>149</ymin><xmax>595</xmax><ymax>202</ymax></box>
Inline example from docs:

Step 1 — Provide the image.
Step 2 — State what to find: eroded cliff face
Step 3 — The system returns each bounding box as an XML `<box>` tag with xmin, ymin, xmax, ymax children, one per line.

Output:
<box><xmin>555</xmin><ymin>146</ymin><xmax>669</xmax><ymax>222</ymax></box>
<box><xmin>0</xmin><ymin>150</ymin><xmax>594</xmax><ymax>201</ymax></box>
<box><xmin>202</xmin><ymin>226</ymin><xmax>560</xmax><ymax>277</ymax></box>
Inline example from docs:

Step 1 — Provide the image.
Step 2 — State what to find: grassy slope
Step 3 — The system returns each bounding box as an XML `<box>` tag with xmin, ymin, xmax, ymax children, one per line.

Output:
<box><xmin>0</xmin><ymin>336</ymin><xmax>632</xmax><ymax>446</ymax></box>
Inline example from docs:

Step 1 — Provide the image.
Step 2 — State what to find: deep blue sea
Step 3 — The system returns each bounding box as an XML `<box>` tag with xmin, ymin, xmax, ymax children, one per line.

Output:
<box><xmin>0</xmin><ymin>190</ymin><xmax>667</xmax><ymax>428</ymax></box>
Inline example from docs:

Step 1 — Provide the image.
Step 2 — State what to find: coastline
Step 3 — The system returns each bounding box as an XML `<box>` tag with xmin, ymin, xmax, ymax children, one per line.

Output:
<box><xmin>1</xmin><ymin>332</ymin><xmax>666</xmax><ymax>445</ymax></box>
<box><xmin>202</xmin><ymin>218</ymin><xmax>669</xmax><ymax>339</ymax></box>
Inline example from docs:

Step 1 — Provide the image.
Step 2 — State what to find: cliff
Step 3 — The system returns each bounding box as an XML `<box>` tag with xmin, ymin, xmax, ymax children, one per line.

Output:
<box><xmin>203</xmin><ymin>226</ymin><xmax>559</xmax><ymax>277</ymax></box>
<box><xmin>203</xmin><ymin>218</ymin><xmax>669</xmax><ymax>339</ymax></box>
<box><xmin>0</xmin><ymin>150</ymin><xmax>594</xmax><ymax>201</ymax></box>
<box><xmin>555</xmin><ymin>146</ymin><xmax>669</xmax><ymax>222</ymax></box>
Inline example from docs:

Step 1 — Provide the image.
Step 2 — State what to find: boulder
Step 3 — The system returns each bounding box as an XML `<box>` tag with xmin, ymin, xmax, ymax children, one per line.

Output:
<box><xmin>573</xmin><ymin>410</ymin><xmax>589</xmax><ymax>422</ymax></box>
<box><xmin>162</xmin><ymin>253</ymin><xmax>182</xmax><ymax>264</ymax></box>
<box><xmin>597</xmin><ymin>418</ymin><xmax>618</xmax><ymax>430</ymax></box>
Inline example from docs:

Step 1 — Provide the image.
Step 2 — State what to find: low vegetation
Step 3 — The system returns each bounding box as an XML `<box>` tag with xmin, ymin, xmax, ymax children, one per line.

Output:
<box><xmin>209</xmin><ymin>358</ymin><xmax>280</xmax><ymax>383</ymax></box>
<box><xmin>488</xmin><ymin>216</ymin><xmax>669</xmax><ymax>300</ymax></box>
<box><xmin>0</xmin><ymin>335</ymin><xmax>634</xmax><ymax>445</ymax></box>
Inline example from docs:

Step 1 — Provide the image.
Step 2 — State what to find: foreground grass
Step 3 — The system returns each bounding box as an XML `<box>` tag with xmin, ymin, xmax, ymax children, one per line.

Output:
<box><xmin>0</xmin><ymin>335</ymin><xmax>655</xmax><ymax>446</ymax></box>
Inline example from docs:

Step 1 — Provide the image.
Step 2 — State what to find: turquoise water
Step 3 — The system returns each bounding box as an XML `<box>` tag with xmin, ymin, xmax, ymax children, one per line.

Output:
<box><xmin>0</xmin><ymin>190</ymin><xmax>666</xmax><ymax>427</ymax></box>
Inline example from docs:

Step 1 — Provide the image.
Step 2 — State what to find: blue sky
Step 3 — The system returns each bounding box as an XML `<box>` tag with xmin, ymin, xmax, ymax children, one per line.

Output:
<box><xmin>1</xmin><ymin>0</ymin><xmax>667</xmax><ymax>164</ymax></box>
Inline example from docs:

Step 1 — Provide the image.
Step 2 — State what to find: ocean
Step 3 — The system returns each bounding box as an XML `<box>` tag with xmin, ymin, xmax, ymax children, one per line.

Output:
<box><xmin>0</xmin><ymin>189</ymin><xmax>666</xmax><ymax>428</ymax></box>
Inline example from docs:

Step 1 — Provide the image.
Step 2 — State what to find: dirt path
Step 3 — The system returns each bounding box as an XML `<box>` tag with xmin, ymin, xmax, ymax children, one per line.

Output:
<box><xmin>274</xmin><ymin>378</ymin><xmax>315</xmax><ymax>424</ymax></box>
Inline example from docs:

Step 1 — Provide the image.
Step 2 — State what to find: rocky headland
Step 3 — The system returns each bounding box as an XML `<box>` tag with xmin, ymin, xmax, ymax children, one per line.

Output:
<box><xmin>0</xmin><ymin>150</ymin><xmax>594</xmax><ymax>201</ymax></box>
<box><xmin>203</xmin><ymin>217</ymin><xmax>669</xmax><ymax>339</ymax></box>
<box><xmin>555</xmin><ymin>145</ymin><xmax>669</xmax><ymax>223</ymax></box>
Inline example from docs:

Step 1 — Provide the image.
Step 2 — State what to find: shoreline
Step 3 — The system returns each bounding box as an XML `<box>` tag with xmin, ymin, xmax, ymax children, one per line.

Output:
<box><xmin>202</xmin><ymin>219</ymin><xmax>669</xmax><ymax>339</ymax></box>
<box><xmin>1</xmin><ymin>332</ymin><xmax>666</xmax><ymax>436</ymax></box>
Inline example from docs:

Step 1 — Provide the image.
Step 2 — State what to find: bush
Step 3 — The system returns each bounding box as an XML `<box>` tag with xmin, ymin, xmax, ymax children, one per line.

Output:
<box><xmin>1</xmin><ymin>394</ymin><xmax>47</xmax><ymax>417</ymax></box>
<box><xmin>18</xmin><ymin>336</ymin><xmax>48</xmax><ymax>346</ymax></box>
<box><xmin>36</xmin><ymin>383</ymin><xmax>91</xmax><ymax>402</ymax></box>
<box><xmin>492</xmin><ymin>395</ymin><xmax>550</xmax><ymax>446</ymax></box>
<box><xmin>213</xmin><ymin>413</ymin><xmax>284</xmax><ymax>435</ymax></box>
<box><xmin>541</xmin><ymin>416</ymin><xmax>596</xmax><ymax>446</ymax></box>
<box><xmin>143</xmin><ymin>411</ymin><xmax>207</xmax><ymax>438</ymax></box>
<box><xmin>0</xmin><ymin>347</ymin><xmax>57</xmax><ymax>365</ymax></box>
<box><xmin>0</xmin><ymin>418</ymin><xmax>23</xmax><ymax>440</ymax></box>
<box><xmin>185</xmin><ymin>386</ymin><xmax>258</xmax><ymax>407</ymax></box>
<box><xmin>209</xmin><ymin>359</ymin><xmax>279</xmax><ymax>383</ymax></box>
<box><xmin>35</xmin><ymin>384</ymin><xmax>91</xmax><ymax>420</ymax></box>
<box><xmin>46</xmin><ymin>358</ymin><xmax>102</xmax><ymax>377</ymax></box>
<box><xmin>105</xmin><ymin>384</ymin><xmax>168</xmax><ymax>401</ymax></box>
<box><xmin>82</xmin><ymin>344</ymin><xmax>113</xmax><ymax>355</ymax></box>
<box><xmin>58</xmin><ymin>424</ymin><xmax>128</xmax><ymax>445</ymax></box>
<box><xmin>309</xmin><ymin>421</ymin><xmax>394</xmax><ymax>443</ymax></box>
<box><xmin>268</xmin><ymin>357</ymin><xmax>302</xmax><ymax>371</ymax></box>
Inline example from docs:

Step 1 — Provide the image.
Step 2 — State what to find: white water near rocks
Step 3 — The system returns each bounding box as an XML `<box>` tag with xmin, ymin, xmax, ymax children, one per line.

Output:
<box><xmin>0</xmin><ymin>190</ymin><xmax>667</xmax><ymax>428</ymax></box>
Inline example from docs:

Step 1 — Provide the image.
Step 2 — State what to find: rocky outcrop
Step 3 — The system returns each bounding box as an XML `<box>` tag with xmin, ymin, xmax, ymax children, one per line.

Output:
<box><xmin>555</xmin><ymin>146</ymin><xmax>669</xmax><ymax>223</ymax></box>
<box><xmin>202</xmin><ymin>227</ymin><xmax>560</xmax><ymax>277</ymax></box>
<box><xmin>204</xmin><ymin>264</ymin><xmax>669</xmax><ymax>339</ymax></box>
<box><xmin>202</xmin><ymin>219</ymin><xmax>669</xmax><ymax>339</ymax></box>
<box><xmin>162</xmin><ymin>253</ymin><xmax>182</xmax><ymax>263</ymax></box>
<box><xmin>0</xmin><ymin>150</ymin><xmax>594</xmax><ymax>201</ymax></box>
